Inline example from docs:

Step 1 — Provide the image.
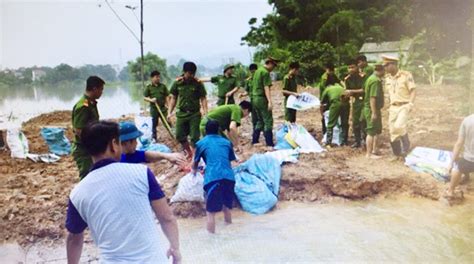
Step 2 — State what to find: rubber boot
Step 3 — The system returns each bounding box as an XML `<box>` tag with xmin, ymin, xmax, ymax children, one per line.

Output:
<box><xmin>351</xmin><ymin>129</ymin><xmax>362</xmax><ymax>148</ymax></box>
<box><xmin>321</xmin><ymin>118</ymin><xmax>327</xmax><ymax>135</ymax></box>
<box><xmin>252</xmin><ymin>129</ymin><xmax>262</xmax><ymax>144</ymax></box>
<box><xmin>401</xmin><ymin>134</ymin><xmax>411</xmax><ymax>156</ymax></box>
<box><xmin>264</xmin><ymin>130</ymin><xmax>274</xmax><ymax>147</ymax></box>
<box><xmin>341</xmin><ymin>130</ymin><xmax>349</xmax><ymax>146</ymax></box>
<box><xmin>390</xmin><ymin>140</ymin><xmax>402</xmax><ymax>157</ymax></box>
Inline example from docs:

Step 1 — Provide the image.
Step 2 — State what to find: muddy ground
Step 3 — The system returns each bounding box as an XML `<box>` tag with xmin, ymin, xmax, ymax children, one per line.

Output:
<box><xmin>0</xmin><ymin>82</ymin><xmax>471</xmax><ymax>246</ymax></box>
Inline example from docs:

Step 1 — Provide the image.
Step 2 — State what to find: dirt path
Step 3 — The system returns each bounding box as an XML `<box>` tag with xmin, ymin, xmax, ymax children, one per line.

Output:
<box><xmin>0</xmin><ymin>83</ymin><xmax>470</xmax><ymax>246</ymax></box>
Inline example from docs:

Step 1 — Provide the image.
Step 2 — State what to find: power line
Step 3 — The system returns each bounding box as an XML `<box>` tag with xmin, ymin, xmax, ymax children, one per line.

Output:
<box><xmin>103</xmin><ymin>0</ymin><xmax>140</xmax><ymax>43</ymax></box>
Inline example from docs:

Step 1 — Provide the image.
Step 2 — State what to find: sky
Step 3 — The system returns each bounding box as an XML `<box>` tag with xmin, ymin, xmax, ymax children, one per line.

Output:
<box><xmin>0</xmin><ymin>0</ymin><xmax>273</xmax><ymax>69</ymax></box>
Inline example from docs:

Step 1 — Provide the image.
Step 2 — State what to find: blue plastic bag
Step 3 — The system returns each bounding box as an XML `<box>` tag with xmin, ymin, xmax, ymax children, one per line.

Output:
<box><xmin>138</xmin><ymin>142</ymin><xmax>172</xmax><ymax>153</ymax></box>
<box><xmin>274</xmin><ymin>124</ymin><xmax>293</xmax><ymax>150</ymax></box>
<box><xmin>234</xmin><ymin>154</ymin><xmax>281</xmax><ymax>215</ymax></box>
<box><xmin>40</xmin><ymin>127</ymin><xmax>71</xmax><ymax>155</ymax></box>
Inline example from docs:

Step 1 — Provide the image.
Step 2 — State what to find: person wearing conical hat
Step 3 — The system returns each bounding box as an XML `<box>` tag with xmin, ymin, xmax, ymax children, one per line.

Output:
<box><xmin>382</xmin><ymin>55</ymin><xmax>416</xmax><ymax>160</ymax></box>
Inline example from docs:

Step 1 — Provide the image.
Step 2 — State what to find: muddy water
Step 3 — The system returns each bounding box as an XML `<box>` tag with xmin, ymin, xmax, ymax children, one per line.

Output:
<box><xmin>1</xmin><ymin>197</ymin><xmax>473</xmax><ymax>263</ymax></box>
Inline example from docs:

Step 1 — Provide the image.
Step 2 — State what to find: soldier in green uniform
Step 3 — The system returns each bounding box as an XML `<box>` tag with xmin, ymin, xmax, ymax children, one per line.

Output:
<box><xmin>356</xmin><ymin>55</ymin><xmax>374</xmax><ymax>85</ymax></box>
<box><xmin>344</xmin><ymin>59</ymin><xmax>365</xmax><ymax>148</ymax></box>
<box><xmin>240</xmin><ymin>64</ymin><xmax>258</xmax><ymax>131</ymax></box>
<box><xmin>363</xmin><ymin>65</ymin><xmax>385</xmax><ymax>159</ymax></box>
<box><xmin>251</xmin><ymin>57</ymin><xmax>278</xmax><ymax>146</ymax></box>
<box><xmin>319</xmin><ymin>62</ymin><xmax>340</xmax><ymax>135</ymax></box>
<box><xmin>320</xmin><ymin>74</ymin><xmax>349</xmax><ymax>146</ymax></box>
<box><xmin>282</xmin><ymin>62</ymin><xmax>300</xmax><ymax>124</ymax></box>
<box><xmin>168</xmin><ymin>62</ymin><xmax>208</xmax><ymax>156</ymax></box>
<box><xmin>200</xmin><ymin>101</ymin><xmax>251</xmax><ymax>152</ymax></box>
<box><xmin>202</xmin><ymin>64</ymin><xmax>239</xmax><ymax>106</ymax></box>
<box><xmin>143</xmin><ymin>70</ymin><xmax>169</xmax><ymax>141</ymax></box>
<box><xmin>71</xmin><ymin>76</ymin><xmax>105</xmax><ymax>179</ymax></box>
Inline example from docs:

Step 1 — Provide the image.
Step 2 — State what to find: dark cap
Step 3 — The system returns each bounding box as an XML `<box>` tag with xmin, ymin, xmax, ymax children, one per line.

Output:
<box><xmin>223</xmin><ymin>64</ymin><xmax>235</xmax><ymax>73</ymax></box>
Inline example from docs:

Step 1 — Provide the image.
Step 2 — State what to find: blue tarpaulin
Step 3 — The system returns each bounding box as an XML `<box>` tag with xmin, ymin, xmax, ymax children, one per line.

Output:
<box><xmin>274</xmin><ymin>124</ymin><xmax>293</xmax><ymax>150</ymax></box>
<box><xmin>40</xmin><ymin>127</ymin><xmax>71</xmax><ymax>155</ymax></box>
<box><xmin>138</xmin><ymin>142</ymin><xmax>172</xmax><ymax>153</ymax></box>
<box><xmin>233</xmin><ymin>154</ymin><xmax>281</xmax><ymax>215</ymax></box>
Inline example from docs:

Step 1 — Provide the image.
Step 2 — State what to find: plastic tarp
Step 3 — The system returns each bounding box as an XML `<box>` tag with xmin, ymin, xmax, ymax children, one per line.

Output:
<box><xmin>405</xmin><ymin>147</ymin><xmax>453</xmax><ymax>182</ymax></box>
<box><xmin>285</xmin><ymin>125</ymin><xmax>325</xmax><ymax>153</ymax></box>
<box><xmin>265</xmin><ymin>149</ymin><xmax>299</xmax><ymax>164</ymax></box>
<box><xmin>138</xmin><ymin>143</ymin><xmax>172</xmax><ymax>153</ymax></box>
<box><xmin>322</xmin><ymin>111</ymin><xmax>342</xmax><ymax>145</ymax></box>
<box><xmin>6</xmin><ymin>128</ymin><xmax>29</xmax><ymax>159</ymax></box>
<box><xmin>233</xmin><ymin>154</ymin><xmax>281</xmax><ymax>215</ymax></box>
<box><xmin>134</xmin><ymin>115</ymin><xmax>153</xmax><ymax>150</ymax></box>
<box><xmin>40</xmin><ymin>127</ymin><xmax>71</xmax><ymax>155</ymax></box>
<box><xmin>170</xmin><ymin>171</ymin><xmax>205</xmax><ymax>203</ymax></box>
<box><xmin>286</xmin><ymin>92</ymin><xmax>320</xmax><ymax>111</ymax></box>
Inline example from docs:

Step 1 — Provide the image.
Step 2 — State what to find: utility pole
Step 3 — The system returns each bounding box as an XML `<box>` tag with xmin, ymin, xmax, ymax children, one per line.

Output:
<box><xmin>140</xmin><ymin>0</ymin><xmax>145</xmax><ymax>91</ymax></box>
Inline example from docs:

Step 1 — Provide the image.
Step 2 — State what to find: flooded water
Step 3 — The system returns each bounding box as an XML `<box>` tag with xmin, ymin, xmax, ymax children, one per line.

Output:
<box><xmin>0</xmin><ymin>82</ymin><xmax>217</xmax><ymax>128</ymax></box>
<box><xmin>1</xmin><ymin>197</ymin><xmax>473</xmax><ymax>263</ymax></box>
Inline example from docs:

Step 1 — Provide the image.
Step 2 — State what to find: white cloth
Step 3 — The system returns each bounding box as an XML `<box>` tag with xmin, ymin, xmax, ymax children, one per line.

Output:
<box><xmin>286</xmin><ymin>92</ymin><xmax>320</xmax><ymax>110</ymax></box>
<box><xmin>460</xmin><ymin>114</ymin><xmax>474</xmax><ymax>162</ymax></box>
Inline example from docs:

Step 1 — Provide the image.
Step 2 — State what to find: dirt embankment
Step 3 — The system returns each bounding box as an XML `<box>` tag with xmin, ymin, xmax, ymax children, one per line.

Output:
<box><xmin>0</xmin><ymin>83</ymin><xmax>470</xmax><ymax>246</ymax></box>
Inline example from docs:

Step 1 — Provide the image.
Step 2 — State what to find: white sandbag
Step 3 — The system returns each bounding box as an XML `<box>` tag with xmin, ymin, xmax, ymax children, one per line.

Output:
<box><xmin>6</xmin><ymin>128</ymin><xmax>29</xmax><ymax>158</ymax></box>
<box><xmin>405</xmin><ymin>147</ymin><xmax>453</xmax><ymax>182</ymax></box>
<box><xmin>134</xmin><ymin>115</ymin><xmax>153</xmax><ymax>149</ymax></box>
<box><xmin>170</xmin><ymin>172</ymin><xmax>205</xmax><ymax>203</ymax></box>
<box><xmin>322</xmin><ymin>111</ymin><xmax>342</xmax><ymax>145</ymax></box>
<box><xmin>286</xmin><ymin>92</ymin><xmax>320</xmax><ymax>110</ymax></box>
<box><xmin>285</xmin><ymin>125</ymin><xmax>325</xmax><ymax>153</ymax></box>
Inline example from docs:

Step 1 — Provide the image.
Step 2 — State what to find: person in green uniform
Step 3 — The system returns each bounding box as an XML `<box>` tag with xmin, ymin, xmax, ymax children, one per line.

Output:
<box><xmin>251</xmin><ymin>57</ymin><xmax>278</xmax><ymax>147</ymax></box>
<box><xmin>143</xmin><ymin>70</ymin><xmax>169</xmax><ymax>141</ymax></box>
<box><xmin>363</xmin><ymin>65</ymin><xmax>385</xmax><ymax>159</ymax></box>
<box><xmin>202</xmin><ymin>64</ymin><xmax>239</xmax><ymax>106</ymax></box>
<box><xmin>356</xmin><ymin>55</ymin><xmax>374</xmax><ymax>85</ymax></box>
<box><xmin>344</xmin><ymin>59</ymin><xmax>365</xmax><ymax>148</ymax></box>
<box><xmin>320</xmin><ymin>74</ymin><xmax>349</xmax><ymax>147</ymax></box>
<box><xmin>282</xmin><ymin>62</ymin><xmax>300</xmax><ymax>124</ymax></box>
<box><xmin>240</xmin><ymin>64</ymin><xmax>258</xmax><ymax>131</ymax></box>
<box><xmin>168</xmin><ymin>62</ymin><xmax>208</xmax><ymax>156</ymax></box>
<box><xmin>319</xmin><ymin>62</ymin><xmax>340</xmax><ymax>135</ymax></box>
<box><xmin>200</xmin><ymin>101</ymin><xmax>251</xmax><ymax>152</ymax></box>
<box><xmin>71</xmin><ymin>76</ymin><xmax>105</xmax><ymax>179</ymax></box>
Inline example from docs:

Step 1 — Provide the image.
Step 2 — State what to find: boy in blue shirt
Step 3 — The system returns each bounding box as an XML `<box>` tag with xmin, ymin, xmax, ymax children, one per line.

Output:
<box><xmin>119</xmin><ymin>122</ymin><xmax>186</xmax><ymax>165</ymax></box>
<box><xmin>192</xmin><ymin>120</ymin><xmax>237</xmax><ymax>234</ymax></box>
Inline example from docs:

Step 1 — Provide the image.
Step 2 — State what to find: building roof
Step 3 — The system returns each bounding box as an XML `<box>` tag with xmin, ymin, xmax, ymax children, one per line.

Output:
<box><xmin>359</xmin><ymin>40</ymin><xmax>413</xmax><ymax>53</ymax></box>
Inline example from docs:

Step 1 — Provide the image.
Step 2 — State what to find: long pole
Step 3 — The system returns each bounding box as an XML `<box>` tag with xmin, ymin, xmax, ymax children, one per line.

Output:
<box><xmin>140</xmin><ymin>0</ymin><xmax>145</xmax><ymax>91</ymax></box>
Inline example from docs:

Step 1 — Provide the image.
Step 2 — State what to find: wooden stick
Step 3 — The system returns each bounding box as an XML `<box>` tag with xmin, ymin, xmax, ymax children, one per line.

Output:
<box><xmin>154</xmin><ymin>102</ymin><xmax>176</xmax><ymax>141</ymax></box>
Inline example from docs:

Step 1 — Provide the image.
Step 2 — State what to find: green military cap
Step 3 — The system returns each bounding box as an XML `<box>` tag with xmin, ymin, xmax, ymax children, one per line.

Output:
<box><xmin>223</xmin><ymin>64</ymin><xmax>235</xmax><ymax>73</ymax></box>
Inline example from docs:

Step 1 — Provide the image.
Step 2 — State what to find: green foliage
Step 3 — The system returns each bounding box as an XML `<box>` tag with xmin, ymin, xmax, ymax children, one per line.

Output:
<box><xmin>43</xmin><ymin>64</ymin><xmax>81</xmax><ymax>84</ymax></box>
<box><xmin>127</xmin><ymin>52</ymin><xmax>169</xmax><ymax>84</ymax></box>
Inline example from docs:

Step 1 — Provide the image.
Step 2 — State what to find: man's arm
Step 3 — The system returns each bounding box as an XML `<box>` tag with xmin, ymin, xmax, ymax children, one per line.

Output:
<box><xmin>264</xmin><ymin>85</ymin><xmax>272</xmax><ymax>110</ymax></box>
<box><xmin>200</xmin><ymin>97</ymin><xmax>208</xmax><ymax>115</ymax></box>
<box><xmin>145</xmin><ymin>151</ymin><xmax>186</xmax><ymax>165</ymax></box>
<box><xmin>144</xmin><ymin>96</ymin><xmax>157</xmax><ymax>103</ymax></box>
<box><xmin>167</xmin><ymin>95</ymin><xmax>177</xmax><ymax>118</ymax></box>
<box><xmin>226</xmin><ymin>86</ymin><xmax>240</xmax><ymax>98</ymax></box>
<box><xmin>151</xmin><ymin>198</ymin><xmax>181</xmax><ymax>262</ymax></box>
<box><xmin>449</xmin><ymin>129</ymin><xmax>465</xmax><ymax>172</ymax></box>
<box><xmin>370</xmin><ymin>97</ymin><xmax>378</xmax><ymax>120</ymax></box>
<box><xmin>67</xmin><ymin>232</ymin><xmax>84</xmax><ymax>264</ymax></box>
<box><xmin>282</xmin><ymin>90</ymin><xmax>299</xmax><ymax>97</ymax></box>
<box><xmin>409</xmin><ymin>89</ymin><xmax>416</xmax><ymax>105</ymax></box>
<box><xmin>228</xmin><ymin>121</ymin><xmax>239</xmax><ymax>148</ymax></box>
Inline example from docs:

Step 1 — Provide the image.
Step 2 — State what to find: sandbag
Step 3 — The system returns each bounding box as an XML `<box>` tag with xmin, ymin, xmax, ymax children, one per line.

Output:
<box><xmin>40</xmin><ymin>127</ymin><xmax>71</xmax><ymax>155</ymax></box>
<box><xmin>265</xmin><ymin>149</ymin><xmax>299</xmax><ymax>164</ymax></box>
<box><xmin>138</xmin><ymin>143</ymin><xmax>172</xmax><ymax>153</ymax></box>
<box><xmin>234</xmin><ymin>154</ymin><xmax>281</xmax><ymax>215</ymax></box>
<box><xmin>285</xmin><ymin>125</ymin><xmax>325</xmax><ymax>153</ymax></box>
<box><xmin>6</xmin><ymin>128</ymin><xmax>29</xmax><ymax>159</ymax></box>
<box><xmin>286</xmin><ymin>92</ymin><xmax>320</xmax><ymax>110</ymax></box>
<box><xmin>274</xmin><ymin>123</ymin><xmax>293</xmax><ymax>150</ymax></box>
<box><xmin>405</xmin><ymin>147</ymin><xmax>453</xmax><ymax>182</ymax></box>
<box><xmin>170</xmin><ymin>172</ymin><xmax>205</xmax><ymax>203</ymax></box>
<box><xmin>322</xmin><ymin>111</ymin><xmax>342</xmax><ymax>145</ymax></box>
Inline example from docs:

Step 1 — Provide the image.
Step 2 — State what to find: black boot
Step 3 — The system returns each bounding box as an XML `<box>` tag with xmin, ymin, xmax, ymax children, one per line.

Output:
<box><xmin>390</xmin><ymin>140</ymin><xmax>402</xmax><ymax>156</ymax></box>
<box><xmin>401</xmin><ymin>134</ymin><xmax>411</xmax><ymax>156</ymax></box>
<box><xmin>264</xmin><ymin>130</ymin><xmax>274</xmax><ymax>147</ymax></box>
<box><xmin>252</xmin><ymin>129</ymin><xmax>261</xmax><ymax>144</ymax></box>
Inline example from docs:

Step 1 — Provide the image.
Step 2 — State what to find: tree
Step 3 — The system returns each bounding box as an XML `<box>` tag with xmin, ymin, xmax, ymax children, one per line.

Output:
<box><xmin>127</xmin><ymin>52</ymin><xmax>169</xmax><ymax>84</ymax></box>
<box><xmin>43</xmin><ymin>63</ymin><xmax>81</xmax><ymax>84</ymax></box>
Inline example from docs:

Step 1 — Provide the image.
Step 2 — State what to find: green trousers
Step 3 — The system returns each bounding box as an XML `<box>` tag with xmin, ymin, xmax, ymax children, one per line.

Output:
<box><xmin>175</xmin><ymin>111</ymin><xmax>201</xmax><ymax>146</ymax></box>
<box><xmin>72</xmin><ymin>143</ymin><xmax>92</xmax><ymax>179</ymax></box>
<box><xmin>352</xmin><ymin>99</ymin><xmax>365</xmax><ymax>141</ymax></box>
<box><xmin>253</xmin><ymin>96</ymin><xmax>273</xmax><ymax>132</ymax></box>
<box><xmin>284</xmin><ymin>98</ymin><xmax>296</xmax><ymax>123</ymax></box>
<box><xmin>329</xmin><ymin>101</ymin><xmax>350</xmax><ymax>142</ymax></box>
